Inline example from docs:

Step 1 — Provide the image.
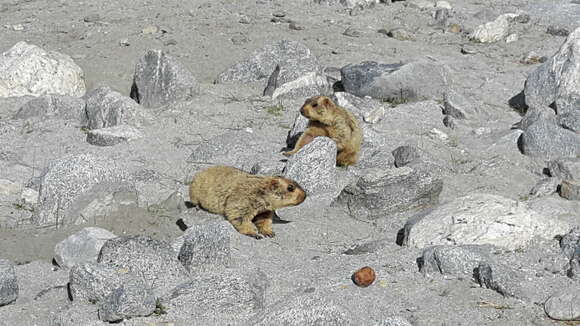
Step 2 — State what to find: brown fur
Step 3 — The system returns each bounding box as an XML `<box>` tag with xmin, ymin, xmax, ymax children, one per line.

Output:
<box><xmin>283</xmin><ymin>96</ymin><xmax>363</xmax><ymax>166</ymax></box>
<box><xmin>189</xmin><ymin>166</ymin><xmax>306</xmax><ymax>239</ymax></box>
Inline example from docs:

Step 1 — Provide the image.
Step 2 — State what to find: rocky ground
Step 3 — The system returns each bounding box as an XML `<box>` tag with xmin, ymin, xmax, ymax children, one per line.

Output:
<box><xmin>0</xmin><ymin>0</ymin><xmax>579</xmax><ymax>325</ymax></box>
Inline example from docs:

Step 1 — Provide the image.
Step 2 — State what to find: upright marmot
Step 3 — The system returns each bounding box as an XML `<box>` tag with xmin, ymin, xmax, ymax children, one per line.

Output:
<box><xmin>283</xmin><ymin>96</ymin><xmax>363</xmax><ymax>166</ymax></box>
<box><xmin>189</xmin><ymin>166</ymin><xmax>306</xmax><ymax>239</ymax></box>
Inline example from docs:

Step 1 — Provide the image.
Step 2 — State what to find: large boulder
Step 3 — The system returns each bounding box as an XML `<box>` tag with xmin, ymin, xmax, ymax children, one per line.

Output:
<box><xmin>0</xmin><ymin>259</ymin><xmax>18</xmax><ymax>306</ymax></box>
<box><xmin>86</xmin><ymin>125</ymin><xmax>144</xmax><ymax>147</ymax></box>
<box><xmin>216</xmin><ymin>40</ymin><xmax>322</xmax><ymax>84</ymax></box>
<box><xmin>97</xmin><ymin>235</ymin><xmax>189</xmax><ymax>296</ymax></box>
<box><xmin>33</xmin><ymin>154</ymin><xmax>132</xmax><ymax>227</ymax></box>
<box><xmin>340</xmin><ymin>60</ymin><xmax>452</xmax><ymax>102</ymax></box>
<box><xmin>84</xmin><ymin>86</ymin><xmax>149</xmax><ymax>130</ymax></box>
<box><xmin>469</xmin><ymin>13</ymin><xmax>518</xmax><ymax>43</ymax></box>
<box><xmin>403</xmin><ymin>193</ymin><xmax>571</xmax><ymax>250</ymax></box>
<box><xmin>54</xmin><ymin>227</ymin><xmax>117</xmax><ymax>269</ymax></box>
<box><xmin>518</xmin><ymin>117</ymin><xmax>580</xmax><ymax>160</ymax></box>
<box><xmin>544</xmin><ymin>290</ymin><xmax>580</xmax><ymax>321</ymax></box>
<box><xmin>337</xmin><ymin>166</ymin><xmax>442</xmax><ymax>220</ymax></box>
<box><xmin>161</xmin><ymin>268</ymin><xmax>267</xmax><ymax>324</ymax></box>
<box><xmin>130</xmin><ymin>49</ymin><xmax>200</xmax><ymax>108</ymax></box>
<box><xmin>69</xmin><ymin>263</ymin><xmax>141</xmax><ymax>305</ymax></box>
<box><xmin>0</xmin><ymin>41</ymin><xmax>86</xmax><ymax>97</ymax></box>
<box><xmin>524</xmin><ymin>27</ymin><xmax>580</xmax><ymax>114</ymax></box>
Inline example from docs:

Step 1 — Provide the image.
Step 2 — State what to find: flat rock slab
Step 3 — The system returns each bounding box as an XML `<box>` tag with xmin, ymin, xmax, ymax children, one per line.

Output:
<box><xmin>86</xmin><ymin>125</ymin><xmax>144</xmax><ymax>146</ymax></box>
<box><xmin>403</xmin><ymin>193</ymin><xmax>571</xmax><ymax>250</ymax></box>
<box><xmin>54</xmin><ymin>227</ymin><xmax>117</xmax><ymax>269</ymax></box>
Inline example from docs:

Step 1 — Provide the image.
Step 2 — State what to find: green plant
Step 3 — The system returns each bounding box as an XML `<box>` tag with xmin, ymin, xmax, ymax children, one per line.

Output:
<box><xmin>263</xmin><ymin>103</ymin><xmax>285</xmax><ymax>116</ymax></box>
<box><xmin>154</xmin><ymin>298</ymin><xmax>168</xmax><ymax>315</ymax></box>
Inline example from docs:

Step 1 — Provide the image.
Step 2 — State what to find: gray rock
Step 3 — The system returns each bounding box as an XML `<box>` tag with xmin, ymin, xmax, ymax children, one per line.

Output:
<box><xmin>529</xmin><ymin>177</ymin><xmax>559</xmax><ymax>199</ymax></box>
<box><xmin>432</xmin><ymin>8</ymin><xmax>449</xmax><ymax>26</ymax></box>
<box><xmin>518</xmin><ymin>118</ymin><xmax>580</xmax><ymax>160</ymax></box>
<box><xmin>548</xmin><ymin>158</ymin><xmax>580</xmax><ymax>180</ymax></box>
<box><xmin>343</xmin><ymin>26</ymin><xmax>362</xmax><ymax>37</ymax></box>
<box><xmin>375</xmin><ymin>316</ymin><xmax>414</xmax><ymax>326</ymax></box>
<box><xmin>568</xmin><ymin>249</ymin><xmax>580</xmax><ymax>279</ymax></box>
<box><xmin>0</xmin><ymin>41</ymin><xmax>86</xmax><ymax>97</ymax></box>
<box><xmin>443</xmin><ymin>90</ymin><xmax>477</xmax><ymax>119</ymax></box>
<box><xmin>162</xmin><ymin>268</ymin><xmax>267</xmax><ymax>320</ymax></box>
<box><xmin>69</xmin><ymin>263</ymin><xmax>137</xmax><ymax>304</ymax></box>
<box><xmin>341</xmin><ymin>60</ymin><xmax>452</xmax><ymax>102</ymax></box>
<box><xmin>98</xmin><ymin>278</ymin><xmax>156</xmax><ymax>322</ymax></box>
<box><xmin>544</xmin><ymin>291</ymin><xmax>580</xmax><ymax>321</ymax></box>
<box><xmin>406</xmin><ymin>0</ymin><xmax>435</xmax><ymax>9</ymax></box>
<box><xmin>54</xmin><ymin>227</ymin><xmax>117</xmax><ymax>269</ymax></box>
<box><xmin>283</xmin><ymin>137</ymin><xmax>338</xmax><ymax>196</ymax></box>
<box><xmin>187</xmin><ymin>130</ymin><xmax>281</xmax><ymax>172</ymax></box>
<box><xmin>343</xmin><ymin>238</ymin><xmax>390</xmax><ymax>255</ymax></box>
<box><xmin>271</xmin><ymin>71</ymin><xmax>332</xmax><ymax>100</ymax></box>
<box><xmin>253</xmin><ymin>293</ymin><xmax>354</xmax><ymax>326</ymax></box>
<box><xmin>14</xmin><ymin>95</ymin><xmax>85</xmax><ymax>121</ymax></box>
<box><xmin>0</xmin><ymin>259</ymin><xmax>18</xmax><ymax>306</ymax></box>
<box><xmin>313</xmin><ymin>0</ymin><xmax>380</xmax><ymax>8</ymax></box>
<box><xmin>514</xmin><ymin>107</ymin><xmax>556</xmax><ymax>131</ymax></box>
<box><xmin>338</xmin><ymin>166</ymin><xmax>442</xmax><ymax>220</ymax></box>
<box><xmin>34</xmin><ymin>154</ymin><xmax>131</xmax><ymax>227</ymax></box>
<box><xmin>475</xmin><ymin>262</ymin><xmax>524</xmax><ymax>298</ymax></box>
<box><xmin>216</xmin><ymin>40</ymin><xmax>322</xmax><ymax>84</ymax></box>
<box><xmin>178</xmin><ymin>221</ymin><xmax>232</xmax><ymax>272</ymax></box>
<box><xmin>84</xmin><ymin>86</ymin><xmax>149</xmax><ymax>130</ymax></box>
<box><xmin>286</xmin><ymin>113</ymin><xmax>310</xmax><ymax>149</ymax></box>
<box><xmin>332</xmin><ymin>92</ymin><xmax>385</xmax><ymax>121</ymax></box>
<box><xmin>443</xmin><ymin>115</ymin><xmax>456</xmax><ymax>129</ymax></box>
<box><xmin>392</xmin><ymin>145</ymin><xmax>421</xmax><ymax>168</ymax></box>
<box><xmin>385</xmin><ymin>28</ymin><xmax>416</xmax><ymax>41</ymax></box>
<box><xmin>547</xmin><ymin>25</ymin><xmax>570</xmax><ymax>37</ymax></box>
<box><xmin>130</xmin><ymin>49</ymin><xmax>200</xmax><ymax>108</ymax></box>
<box><xmin>403</xmin><ymin>193</ymin><xmax>571</xmax><ymax>250</ymax></box>
<box><xmin>524</xmin><ymin>27</ymin><xmax>580</xmax><ymax>114</ymax></box>
<box><xmin>560</xmin><ymin>180</ymin><xmax>580</xmax><ymax>200</ymax></box>
<box><xmin>419</xmin><ymin>245</ymin><xmax>495</xmax><ymax>277</ymax></box>
<box><xmin>469</xmin><ymin>13</ymin><xmax>519</xmax><ymax>43</ymax></box>
<box><xmin>86</xmin><ymin>125</ymin><xmax>144</xmax><ymax>146</ymax></box>
<box><xmin>97</xmin><ymin>235</ymin><xmax>189</xmax><ymax>296</ymax></box>
<box><xmin>560</xmin><ymin>227</ymin><xmax>580</xmax><ymax>259</ymax></box>
<box><xmin>558</xmin><ymin>111</ymin><xmax>580</xmax><ymax>132</ymax></box>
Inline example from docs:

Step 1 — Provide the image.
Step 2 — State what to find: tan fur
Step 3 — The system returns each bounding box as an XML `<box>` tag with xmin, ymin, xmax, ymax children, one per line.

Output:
<box><xmin>189</xmin><ymin>166</ymin><xmax>306</xmax><ymax>239</ymax></box>
<box><xmin>283</xmin><ymin>96</ymin><xmax>363</xmax><ymax>166</ymax></box>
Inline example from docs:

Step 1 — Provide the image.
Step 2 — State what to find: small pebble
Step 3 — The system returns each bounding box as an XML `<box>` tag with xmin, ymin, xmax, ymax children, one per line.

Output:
<box><xmin>352</xmin><ymin>266</ymin><xmax>376</xmax><ymax>287</ymax></box>
<box><xmin>142</xmin><ymin>25</ymin><xmax>159</xmax><ymax>34</ymax></box>
<box><xmin>119</xmin><ymin>38</ymin><xmax>130</xmax><ymax>46</ymax></box>
<box><xmin>272</xmin><ymin>11</ymin><xmax>286</xmax><ymax>17</ymax></box>
<box><xmin>505</xmin><ymin>33</ymin><xmax>518</xmax><ymax>43</ymax></box>
<box><xmin>239</xmin><ymin>15</ymin><xmax>252</xmax><ymax>24</ymax></box>
<box><xmin>164</xmin><ymin>39</ymin><xmax>178</xmax><ymax>46</ymax></box>
<box><xmin>289</xmin><ymin>22</ymin><xmax>304</xmax><ymax>31</ymax></box>
<box><xmin>448</xmin><ymin>23</ymin><xmax>461</xmax><ymax>33</ymax></box>
<box><xmin>83</xmin><ymin>14</ymin><xmax>101</xmax><ymax>23</ymax></box>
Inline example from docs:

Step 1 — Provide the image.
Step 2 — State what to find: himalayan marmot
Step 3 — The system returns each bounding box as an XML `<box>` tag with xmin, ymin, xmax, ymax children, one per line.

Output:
<box><xmin>283</xmin><ymin>96</ymin><xmax>362</xmax><ymax>166</ymax></box>
<box><xmin>189</xmin><ymin>166</ymin><xmax>306</xmax><ymax>239</ymax></box>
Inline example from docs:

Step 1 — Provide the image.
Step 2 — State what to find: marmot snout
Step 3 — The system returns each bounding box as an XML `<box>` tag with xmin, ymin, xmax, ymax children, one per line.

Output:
<box><xmin>189</xmin><ymin>166</ymin><xmax>306</xmax><ymax>239</ymax></box>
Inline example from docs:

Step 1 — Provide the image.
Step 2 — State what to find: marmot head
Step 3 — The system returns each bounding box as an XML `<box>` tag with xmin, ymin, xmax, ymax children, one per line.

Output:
<box><xmin>300</xmin><ymin>96</ymin><xmax>337</xmax><ymax>125</ymax></box>
<box><xmin>264</xmin><ymin>177</ymin><xmax>306</xmax><ymax>209</ymax></box>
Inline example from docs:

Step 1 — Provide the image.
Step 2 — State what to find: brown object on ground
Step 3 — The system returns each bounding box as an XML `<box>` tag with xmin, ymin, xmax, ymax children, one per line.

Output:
<box><xmin>189</xmin><ymin>166</ymin><xmax>306</xmax><ymax>239</ymax></box>
<box><xmin>352</xmin><ymin>266</ymin><xmax>376</xmax><ymax>287</ymax></box>
<box><xmin>283</xmin><ymin>95</ymin><xmax>363</xmax><ymax>166</ymax></box>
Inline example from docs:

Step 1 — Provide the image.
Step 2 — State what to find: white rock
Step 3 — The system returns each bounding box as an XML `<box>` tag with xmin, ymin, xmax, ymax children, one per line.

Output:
<box><xmin>435</xmin><ymin>1</ymin><xmax>452</xmax><ymax>9</ymax></box>
<box><xmin>404</xmin><ymin>193</ymin><xmax>571</xmax><ymax>250</ymax></box>
<box><xmin>363</xmin><ymin>106</ymin><xmax>385</xmax><ymax>124</ymax></box>
<box><xmin>54</xmin><ymin>227</ymin><xmax>117</xmax><ymax>269</ymax></box>
<box><xmin>271</xmin><ymin>72</ymin><xmax>331</xmax><ymax>100</ymax></box>
<box><xmin>0</xmin><ymin>41</ymin><xmax>86</xmax><ymax>97</ymax></box>
<box><xmin>0</xmin><ymin>179</ymin><xmax>19</xmax><ymax>196</ymax></box>
<box><xmin>20</xmin><ymin>188</ymin><xmax>38</xmax><ymax>206</ymax></box>
<box><xmin>470</xmin><ymin>13</ymin><xmax>518</xmax><ymax>43</ymax></box>
<box><xmin>505</xmin><ymin>33</ymin><xmax>519</xmax><ymax>43</ymax></box>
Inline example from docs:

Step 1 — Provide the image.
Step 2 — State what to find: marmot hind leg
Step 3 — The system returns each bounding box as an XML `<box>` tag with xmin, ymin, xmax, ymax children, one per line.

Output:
<box><xmin>253</xmin><ymin>211</ymin><xmax>275</xmax><ymax>238</ymax></box>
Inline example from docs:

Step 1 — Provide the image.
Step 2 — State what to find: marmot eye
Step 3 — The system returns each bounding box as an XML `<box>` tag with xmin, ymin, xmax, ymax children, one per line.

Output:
<box><xmin>287</xmin><ymin>184</ymin><xmax>295</xmax><ymax>192</ymax></box>
<box><xmin>312</xmin><ymin>103</ymin><xmax>318</xmax><ymax>108</ymax></box>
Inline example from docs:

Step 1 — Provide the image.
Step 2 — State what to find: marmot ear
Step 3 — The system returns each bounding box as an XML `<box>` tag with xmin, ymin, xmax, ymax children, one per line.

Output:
<box><xmin>322</xmin><ymin>97</ymin><xmax>333</xmax><ymax>108</ymax></box>
<box><xmin>269</xmin><ymin>179</ymin><xmax>280</xmax><ymax>190</ymax></box>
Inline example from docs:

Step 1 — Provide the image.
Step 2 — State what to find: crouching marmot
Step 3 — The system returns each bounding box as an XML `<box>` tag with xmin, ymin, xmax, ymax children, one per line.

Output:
<box><xmin>283</xmin><ymin>96</ymin><xmax>362</xmax><ymax>166</ymax></box>
<box><xmin>189</xmin><ymin>166</ymin><xmax>306</xmax><ymax>239</ymax></box>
